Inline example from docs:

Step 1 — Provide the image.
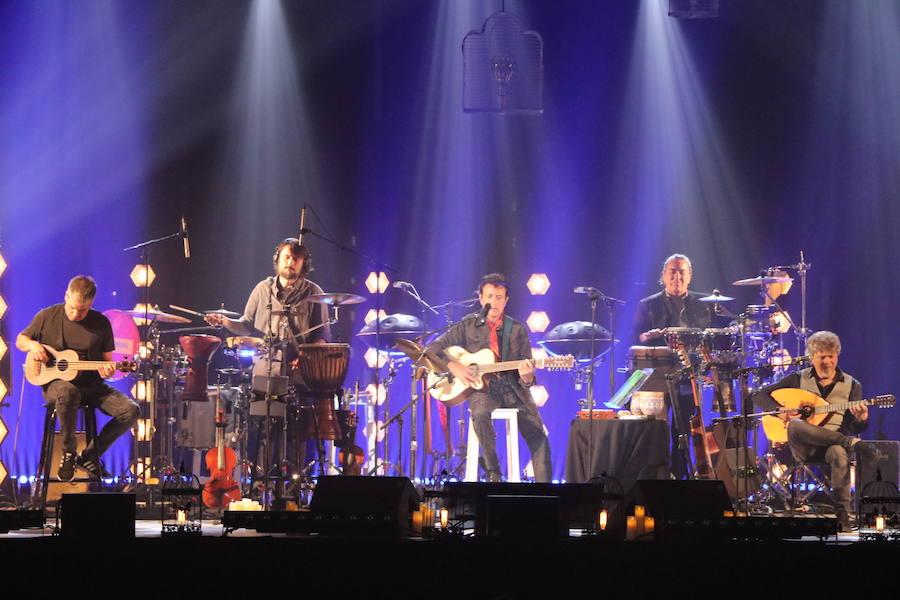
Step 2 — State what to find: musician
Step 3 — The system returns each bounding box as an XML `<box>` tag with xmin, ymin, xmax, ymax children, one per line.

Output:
<box><xmin>632</xmin><ymin>254</ymin><xmax>716</xmax><ymax>478</ymax></box>
<box><xmin>426</xmin><ymin>273</ymin><xmax>551</xmax><ymax>482</ymax></box>
<box><xmin>16</xmin><ymin>276</ymin><xmax>140</xmax><ymax>481</ymax></box>
<box><xmin>753</xmin><ymin>330</ymin><xmax>876</xmax><ymax>530</ymax></box>
<box><xmin>205</xmin><ymin>238</ymin><xmax>330</xmax><ymax>478</ymax></box>
<box><xmin>633</xmin><ymin>253</ymin><xmax>713</xmax><ymax>344</ymax></box>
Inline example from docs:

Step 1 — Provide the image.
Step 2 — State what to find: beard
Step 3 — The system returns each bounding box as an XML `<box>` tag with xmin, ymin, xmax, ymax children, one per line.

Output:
<box><xmin>279</xmin><ymin>266</ymin><xmax>300</xmax><ymax>281</ymax></box>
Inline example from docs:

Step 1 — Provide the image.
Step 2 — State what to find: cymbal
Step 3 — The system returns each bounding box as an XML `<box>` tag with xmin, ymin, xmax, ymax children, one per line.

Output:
<box><xmin>393</xmin><ymin>338</ymin><xmax>445</xmax><ymax>372</ymax></box>
<box><xmin>124</xmin><ymin>307</ymin><xmax>191</xmax><ymax>324</ymax></box>
<box><xmin>204</xmin><ymin>308</ymin><xmax>241</xmax><ymax>318</ymax></box>
<box><xmin>307</xmin><ymin>293</ymin><xmax>367</xmax><ymax>306</ymax></box>
<box><xmin>732</xmin><ymin>275</ymin><xmax>794</xmax><ymax>287</ymax></box>
<box><xmin>698</xmin><ymin>293</ymin><xmax>735</xmax><ymax>303</ymax></box>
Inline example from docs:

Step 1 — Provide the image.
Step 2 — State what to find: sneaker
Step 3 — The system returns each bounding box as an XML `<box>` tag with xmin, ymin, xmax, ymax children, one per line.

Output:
<box><xmin>76</xmin><ymin>452</ymin><xmax>112</xmax><ymax>479</ymax></box>
<box><xmin>58</xmin><ymin>452</ymin><xmax>76</xmax><ymax>482</ymax></box>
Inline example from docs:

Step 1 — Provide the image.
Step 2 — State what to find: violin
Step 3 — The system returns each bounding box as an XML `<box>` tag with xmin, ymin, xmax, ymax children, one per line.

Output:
<box><xmin>202</xmin><ymin>393</ymin><xmax>241</xmax><ymax>508</ymax></box>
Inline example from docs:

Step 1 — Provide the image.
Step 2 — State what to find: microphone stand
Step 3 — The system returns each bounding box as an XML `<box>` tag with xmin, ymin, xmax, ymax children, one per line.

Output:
<box><xmin>298</xmin><ymin>225</ymin><xmax>398</xmax><ymax>477</ymax></box>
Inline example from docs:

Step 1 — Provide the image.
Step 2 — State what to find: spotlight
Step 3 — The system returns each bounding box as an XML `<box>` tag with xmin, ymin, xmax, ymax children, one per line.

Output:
<box><xmin>364</xmin><ymin>348</ymin><xmax>389</xmax><ymax>369</ymax></box>
<box><xmin>365</xmin><ymin>383</ymin><xmax>387</xmax><ymax>405</ymax></box>
<box><xmin>365</xmin><ymin>272</ymin><xmax>390</xmax><ymax>294</ymax></box>
<box><xmin>669</xmin><ymin>0</ymin><xmax>719</xmax><ymax>19</ymax></box>
<box><xmin>0</xmin><ymin>337</ymin><xmax>6</xmax><ymax>361</ymax></box>
<box><xmin>364</xmin><ymin>309</ymin><xmax>388</xmax><ymax>324</ymax></box>
<box><xmin>526</xmin><ymin>311</ymin><xmax>550</xmax><ymax>333</ymax></box>
<box><xmin>526</xmin><ymin>273</ymin><xmax>551</xmax><ymax>295</ymax></box>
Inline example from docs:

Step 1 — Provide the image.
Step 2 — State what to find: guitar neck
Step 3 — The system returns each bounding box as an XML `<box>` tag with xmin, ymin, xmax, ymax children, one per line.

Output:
<box><xmin>477</xmin><ymin>359</ymin><xmax>532</xmax><ymax>375</ymax></box>
<box><xmin>811</xmin><ymin>397</ymin><xmax>884</xmax><ymax>415</ymax></box>
<box><xmin>54</xmin><ymin>360</ymin><xmax>120</xmax><ymax>371</ymax></box>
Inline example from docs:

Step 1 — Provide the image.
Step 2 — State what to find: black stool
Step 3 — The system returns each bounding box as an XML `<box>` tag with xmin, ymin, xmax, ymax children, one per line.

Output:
<box><xmin>37</xmin><ymin>403</ymin><xmax>102</xmax><ymax>513</ymax></box>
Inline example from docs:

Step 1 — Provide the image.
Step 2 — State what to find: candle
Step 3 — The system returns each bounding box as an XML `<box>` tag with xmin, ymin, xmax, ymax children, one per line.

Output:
<box><xmin>412</xmin><ymin>510</ymin><xmax>423</xmax><ymax>533</ymax></box>
<box><xmin>626</xmin><ymin>516</ymin><xmax>637</xmax><ymax>540</ymax></box>
<box><xmin>439</xmin><ymin>507</ymin><xmax>449</xmax><ymax>529</ymax></box>
<box><xmin>723</xmin><ymin>510</ymin><xmax>735</xmax><ymax>518</ymax></box>
<box><xmin>176</xmin><ymin>510</ymin><xmax>186</xmax><ymax>524</ymax></box>
<box><xmin>634</xmin><ymin>505</ymin><xmax>645</xmax><ymax>519</ymax></box>
<box><xmin>644</xmin><ymin>516</ymin><xmax>655</xmax><ymax>536</ymax></box>
<box><xmin>876</xmin><ymin>516</ymin><xmax>885</xmax><ymax>532</ymax></box>
<box><xmin>598</xmin><ymin>510</ymin><xmax>608</xmax><ymax>531</ymax></box>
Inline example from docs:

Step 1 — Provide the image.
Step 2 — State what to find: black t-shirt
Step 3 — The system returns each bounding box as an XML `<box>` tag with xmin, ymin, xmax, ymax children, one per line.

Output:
<box><xmin>21</xmin><ymin>303</ymin><xmax>115</xmax><ymax>386</ymax></box>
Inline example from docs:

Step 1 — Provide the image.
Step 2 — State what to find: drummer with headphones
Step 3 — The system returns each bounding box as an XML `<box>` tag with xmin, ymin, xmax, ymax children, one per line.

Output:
<box><xmin>205</xmin><ymin>238</ymin><xmax>331</xmax><ymax>482</ymax></box>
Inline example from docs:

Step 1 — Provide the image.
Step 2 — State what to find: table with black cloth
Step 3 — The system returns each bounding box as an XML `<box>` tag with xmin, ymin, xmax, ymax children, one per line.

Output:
<box><xmin>565</xmin><ymin>418</ymin><xmax>669</xmax><ymax>490</ymax></box>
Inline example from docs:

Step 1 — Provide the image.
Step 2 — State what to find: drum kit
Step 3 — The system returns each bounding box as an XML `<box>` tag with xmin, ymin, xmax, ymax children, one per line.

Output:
<box><xmin>111</xmin><ymin>292</ymin><xmax>367</xmax><ymax>507</ymax></box>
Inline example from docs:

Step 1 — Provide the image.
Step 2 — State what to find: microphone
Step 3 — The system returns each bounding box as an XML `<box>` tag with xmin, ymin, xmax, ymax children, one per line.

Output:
<box><xmin>573</xmin><ymin>286</ymin><xmax>599</xmax><ymax>295</ymax></box>
<box><xmin>298</xmin><ymin>205</ymin><xmax>307</xmax><ymax>247</ymax></box>
<box><xmin>476</xmin><ymin>303</ymin><xmax>491</xmax><ymax>326</ymax></box>
<box><xmin>180</xmin><ymin>215</ymin><xmax>191</xmax><ymax>259</ymax></box>
<box><xmin>393</xmin><ymin>281</ymin><xmax>413</xmax><ymax>289</ymax></box>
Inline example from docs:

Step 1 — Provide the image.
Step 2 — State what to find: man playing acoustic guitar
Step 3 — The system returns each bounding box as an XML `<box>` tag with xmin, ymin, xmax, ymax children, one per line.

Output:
<box><xmin>16</xmin><ymin>276</ymin><xmax>140</xmax><ymax>482</ymax></box>
<box><xmin>753</xmin><ymin>330</ymin><xmax>878</xmax><ymax>531</ymax></box>
<box><xmin>426</xmin><ymin>273</ymin><xmax>551</xmax><ymax>482</ymax></box>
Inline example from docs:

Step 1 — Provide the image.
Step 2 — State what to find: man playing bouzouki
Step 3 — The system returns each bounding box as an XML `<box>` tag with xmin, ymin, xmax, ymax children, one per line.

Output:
<box><xmin>426</xmin><ymin>273</ymin><xmax>551</xmax><ymax>482</ymax></box>
<box><xmin>16</xmin><ymin>276</ymin><xmax>140</xmax><ymax>482</ymax></box>
<box><xmin>753</xmin><ymin>330</ymin><xmax>878</xmax><ymax>531</ymax></box>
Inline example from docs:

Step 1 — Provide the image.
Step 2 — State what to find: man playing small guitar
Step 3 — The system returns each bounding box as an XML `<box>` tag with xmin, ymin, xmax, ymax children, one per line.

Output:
<box><xmin>426</xmin><ymin>273</ymin><xmax>551</xmax><ymax>482</ymax></box>
<box><xmin>16</xmin><ymin>276</ymin><xmax>140</xmax><ymax>482</ymax></box>
<box><xmin>753</xmin><ymin>330</ymin><xmax>880</xmax><ymax>531</ymax></box>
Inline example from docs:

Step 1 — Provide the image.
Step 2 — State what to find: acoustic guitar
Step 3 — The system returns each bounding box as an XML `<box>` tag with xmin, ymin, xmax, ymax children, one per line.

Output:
<box><xmin>25</xmin><ymin>344</ymin><xmax>137</xmax><ymax>386</ymax></box>
<box><xmin>761</xmin><ymin>388</ymin><xmax>895</xmax><ymax>445</ymax></box>
<box><xmin>425</xmin><ymin>346</ymin><xmax>574</xmax><ymax>407</ymax></box>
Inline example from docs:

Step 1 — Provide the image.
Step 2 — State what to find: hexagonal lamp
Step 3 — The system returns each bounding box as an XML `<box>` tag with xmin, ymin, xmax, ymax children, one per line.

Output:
<box><xmin>530</xmin><ymin>384</ymin><xmax>549</xmax><ymax>407</ymax></box>
<box><xmin>364</xmin><ymin>347</ymin><xmax>389</xmax><ymax>369</ymax></box>
<box><xmin>130</xmin><ymin>264</ymin><xmax>156</xmax><ymax>287</ymax></box>
<box><xmin>0</xmin><ymin>336</ymin><xmax>7</xmax><ymax>361</ymax></box>
<box><xmin>365</xmin><ymin>383</ymin><xmax>387</xmax><ymax>405</ymax></box>
<box><xmin>364</xmin><ymin>271</ymin><xmax>390</xmax><ymax>294</ymax></box>
<box><xmin>526</xmin><ymin>311</ymin><xmax>550</xmax><ymax>333</ymax></box>
<box><xmin>0</xmin><ymin>296</ymin><xmax>7</xmax><ymax>320</ymax></box>
<box><xmin>531</xmin><ymin>347</ymin><xmax>548</xmax><ymax>362</ymax></box>
<box><xmin>364</xmin><ymin>309</ymin><xmax>388</xmax><ymax>324</ymax></box>
<box><xmin>526</xmin><ymin>273</ymin><xmax>551</xmax><ymax>295</ymax></box>
<box><xmin>0</xmin><ymin>252</ymin><xmax>6</xmax><ymax>277</ymax></box>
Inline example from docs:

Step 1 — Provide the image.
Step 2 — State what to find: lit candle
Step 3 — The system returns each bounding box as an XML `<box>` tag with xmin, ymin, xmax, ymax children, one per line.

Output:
<box><xmin>644</xmin><ymin>516</ymin><xmax>655</xmax><ymax>537</ymax></box>
<box><xmin>176</xmin><ymin>510</ymin><xmax>186</xmax><ymax>524</ymax></box>
<box><xmin>723</xmin><ymin>510</ymin><xmax>735</xmax><ymax>518</ymax></box>
<box><xmin>439</xmin><ymin>507</ymin><xmax>449</xmax><ymax>529</ymax></box>
<box><xmin>412</xmin><ymin>510</ymin><xmax>423</xmax><ymax>533</ymax></box>
<box><xmin>626</xmin><ymin>516</ymin><xmax>637</xmax><ymax>540</ymax></box>
<box><xmin>876</xmin><ymin>516</ymin><xmax>885</xmax><ymax>532</ymax></box>
<box><xmin>598</xmin><ymin>510</ymin><xmax>608</xmax><ymax>531</ymax></box>
<box><xmin>634</xmin><ymin>505</ymin><xmax>645</xmax><ymax>519</ymax></box>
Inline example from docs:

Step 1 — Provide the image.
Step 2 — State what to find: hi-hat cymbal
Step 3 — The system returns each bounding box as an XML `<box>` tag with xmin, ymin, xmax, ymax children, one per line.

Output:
<box><xmin>204</xmin><ymin>308</ymin><xmax>241</xmax><ymax>318</ymax></box>
<box><xmin>733</xmin><ymin>275</ymin><xmax>794</xmax><ymax>287</ymax></box>
<box><xmin>307</xmin><ymin>293</ymin><xmax>367</xmax><ymax>306</ymax></box>
<box><xmin>124</xmin><ymin>307</ymin><xmax>191</xmax><ymax>324</ymax></box>
<box><xmin>698</xmin><ymin>293</ymin><xmax>735</xmax><ymax>303</ymax></box>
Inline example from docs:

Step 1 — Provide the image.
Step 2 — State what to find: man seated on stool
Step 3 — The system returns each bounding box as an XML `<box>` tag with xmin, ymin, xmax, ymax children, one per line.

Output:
<box><xmin>426</xmin><ymin>273</ymin><xmax>551</xmax><ymax>482</ymax></box>
<box><xmin>16</xmin><ymin>276</ymin><xmax>140</xmax><ymax>482</ymax></box>
<box><xmin>753</xmin><ymin>330</ymin><xmax>878</xmax><ymax>531</ymax></box>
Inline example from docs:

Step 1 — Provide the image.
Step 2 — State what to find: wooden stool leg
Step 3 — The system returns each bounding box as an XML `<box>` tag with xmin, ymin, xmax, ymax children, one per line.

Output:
<box><xmin>506</xmin><ymin>413</ymin><xmax>520</xmax><ymax>483</ymax></box>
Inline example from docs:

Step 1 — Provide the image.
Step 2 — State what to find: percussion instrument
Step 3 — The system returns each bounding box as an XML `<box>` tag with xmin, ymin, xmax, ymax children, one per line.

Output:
<box><xmin>627</xmin><ymin>345</ymin><xmax>676</xmax><ymax>370</ymax></box>
<box><xmin>306</xmin><ymin>292</ymin><xmax>366</xmax><ymax>306</ymax></box>
<box><xmin>125</xmin><ymin>306</ymin><xmax>192</xmax><ymax>324</ymax></box>
<box><xmin>357</xmin><ymin>314</ymin><xmax>425</xmax><ymax>352</ymax></box>
<box><xmin>701</xmin><ymin>328</ymin><xmax>740</xmax><ymax>365</ymax></box>
<box><xmin>663</xmin><ymin>327</ymin><xmax>704</xmax><ymax>354</ymax></box>
<box><xmin>103</xmin><ymin>309</ymin><xmax>141</xmax><ymax>381</ymax></box>
<box><xmin>732</xmin><ymin>275</ymin><xmax>793</xmax><ymax>286</ymax></box>
<box><xmin>179</xmin><ymin>335</ymin><xmax>221</xmax><ymax>401</ymax></box>
<box><xmin>293</xmin><ymin>343</ymin><xmax>350</xmax><ymax>396</ymax></box>
<box><xmin>539</xmin><ymin>321</ymin><xmax>614</xmax><ymax>361</ymax></box>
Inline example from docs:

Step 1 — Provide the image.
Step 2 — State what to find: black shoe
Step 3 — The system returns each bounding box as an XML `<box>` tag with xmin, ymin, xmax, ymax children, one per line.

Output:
<box><xmin>58</xmin><ymin>452</ymin><xmax>76</xmax><ymax>482</ymax></box>
<box><xmin>76</xmin><ymin>452</ymin><xmax>112</xmax><ymax>479</ymax></box>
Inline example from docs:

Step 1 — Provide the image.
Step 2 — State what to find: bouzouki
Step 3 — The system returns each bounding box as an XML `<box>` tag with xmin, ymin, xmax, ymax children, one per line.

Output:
<box><xmin>25</xmin><ymin>344</ymin><xmax>137</xmax><ymax>386</ymax></box>
<box><xmin>761</xmin><ymin>388</ymin><xmax>895</xmax><ymax>445</ymax></box>
<box><xmin>426</xmin><ymin>346</ymin><xmax>575</xmax><ymax>407</ymax></box>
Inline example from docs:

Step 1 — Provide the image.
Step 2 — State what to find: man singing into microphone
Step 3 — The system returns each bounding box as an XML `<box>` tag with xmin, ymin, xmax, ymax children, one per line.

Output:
<box><xmin>426</xmin><ymin>273</ymin><xmax>551</xmax><ymax>482</ymax></box>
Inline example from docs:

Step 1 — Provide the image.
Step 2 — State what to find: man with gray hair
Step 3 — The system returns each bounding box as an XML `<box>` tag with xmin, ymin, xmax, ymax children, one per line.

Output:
<box><xmin>753</xmin><ymin>330</ymin><xmax>877</xmax><ymax>530</ymax></box>
<box><xmin>17</xmin><ymin>276</ymin><xmax>140</xmax><ymax>482</ymax></box>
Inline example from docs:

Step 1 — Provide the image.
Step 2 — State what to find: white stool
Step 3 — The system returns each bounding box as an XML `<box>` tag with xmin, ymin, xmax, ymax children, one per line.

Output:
<box><xmin>465</xmin><ymin>408</ymin><xmax>520</xmax><ymax>482</ymax></box>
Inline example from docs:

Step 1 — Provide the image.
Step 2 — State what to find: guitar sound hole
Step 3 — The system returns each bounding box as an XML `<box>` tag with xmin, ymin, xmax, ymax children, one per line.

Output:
<box><xmin>57</xmin><ymin>360</ymin><xmax>68</xmax><ymax>372</ymax></box>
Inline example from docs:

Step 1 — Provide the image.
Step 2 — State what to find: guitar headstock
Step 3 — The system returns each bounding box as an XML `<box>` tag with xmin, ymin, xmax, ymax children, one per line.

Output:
<box><xmin>537</xmin><ymin>354</ymin><xmax>575</xmax><ymax>370</ymax></box>
<box><xmin>119</xmin><ymin>360</ymin><xmax>139</xmax><ymax>373</ymax></box>
<box><xmin>872</xmin><ymin>394</ymin><xmax>896</xmax><ymax>409</ymax></box>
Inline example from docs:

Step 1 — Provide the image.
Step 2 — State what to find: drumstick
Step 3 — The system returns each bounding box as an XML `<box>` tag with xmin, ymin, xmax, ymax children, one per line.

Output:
<box><xmin>169</xmin><ymin>304</ymin><xmax>205</xmax><ymax>317</ymax></box>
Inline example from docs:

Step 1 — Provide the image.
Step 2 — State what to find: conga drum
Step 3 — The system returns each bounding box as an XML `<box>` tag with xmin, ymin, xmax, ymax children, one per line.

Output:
<box><xmin>179</xmin><ymin>335</ymin><xmax>221</xmax><ymax>401</ymax></box>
